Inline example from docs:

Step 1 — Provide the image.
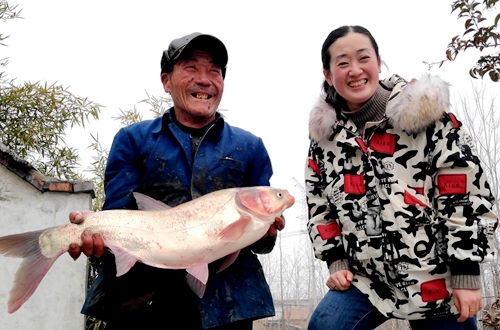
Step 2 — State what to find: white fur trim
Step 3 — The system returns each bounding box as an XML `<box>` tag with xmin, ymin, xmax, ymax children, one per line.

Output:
<box><xmin>309</xmin><ymin>97</ymin><xmax>337</xmax><ymax>141</ymax></box>
<box><xmin>386</xmin><ymin>74</ymin><xmax>451</xmax><ymax>134</ymax></box>
<box><xmin>308</xmin><ymin>74</ymin><xmax>451</xmax><ymax>140</ymax></box>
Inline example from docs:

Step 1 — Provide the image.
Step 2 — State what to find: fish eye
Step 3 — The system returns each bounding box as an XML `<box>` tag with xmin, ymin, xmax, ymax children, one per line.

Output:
<box><xmin>276</xmin><ymin>192</ymin><xmax>283</xmax><ymax>198</ymax></box>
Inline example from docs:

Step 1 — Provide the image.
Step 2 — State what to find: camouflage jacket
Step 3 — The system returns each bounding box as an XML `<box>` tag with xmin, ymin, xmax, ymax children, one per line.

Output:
<box><xmin>305</xmin><ymin>74</ymin><xmax>498</xmax><ymax>319</ymax></box>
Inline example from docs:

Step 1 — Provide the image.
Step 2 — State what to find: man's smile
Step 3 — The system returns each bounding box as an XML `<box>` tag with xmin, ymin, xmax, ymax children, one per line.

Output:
<box><xmin>192</xmin><ymin>93</ymin><xmax>213</xmax><ymax>100</ymax></box>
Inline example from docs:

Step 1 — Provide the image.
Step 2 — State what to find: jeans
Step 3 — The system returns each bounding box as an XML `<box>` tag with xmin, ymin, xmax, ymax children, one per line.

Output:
<box><xmin>308</xmin><ymin>285</ymin><xmax>478</xmax><ymax>330</ymax></box>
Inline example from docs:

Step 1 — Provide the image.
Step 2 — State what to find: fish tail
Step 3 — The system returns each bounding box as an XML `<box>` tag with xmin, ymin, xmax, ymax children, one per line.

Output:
<box><xmin>0</xmin><ymin>230</ymin><xmax>61</xmax><ymax>313</ymax></box>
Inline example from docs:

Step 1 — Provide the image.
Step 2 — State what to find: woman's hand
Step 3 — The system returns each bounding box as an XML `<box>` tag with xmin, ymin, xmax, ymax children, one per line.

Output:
<box><xmin>453</xmin><ymin>288</ymin><xmax>483</xmax><ymax>322</ymax></box>
<box><xmin>326</xmin><ymin>270</ymin><xmax>354</xmax><ymax>291</ymax></box>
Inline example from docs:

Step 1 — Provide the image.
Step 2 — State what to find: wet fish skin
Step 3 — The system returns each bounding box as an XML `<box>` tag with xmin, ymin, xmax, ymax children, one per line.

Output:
<box><xmin>0</xmin><ymin>186</ymin><xmax>295</xmax><ymax>313</ymax></box>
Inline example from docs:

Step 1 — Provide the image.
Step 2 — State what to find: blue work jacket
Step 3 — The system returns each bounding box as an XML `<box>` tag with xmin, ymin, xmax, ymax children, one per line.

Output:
<box><xmin>81</xmin><ymin>109</ymin><xmax>276</xmax><ymax>328</ymax></box>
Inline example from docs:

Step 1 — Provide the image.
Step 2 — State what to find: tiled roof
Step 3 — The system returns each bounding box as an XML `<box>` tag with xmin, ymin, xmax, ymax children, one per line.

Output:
<box><xmin>0</xmin><ymin>142</ymin><xmax>95</xmax><ymax>197</ymax></box>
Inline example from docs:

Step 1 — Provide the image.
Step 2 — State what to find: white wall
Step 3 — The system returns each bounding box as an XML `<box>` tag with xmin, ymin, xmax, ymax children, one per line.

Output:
<box><xmin>0</xmin><ymin>165</ymin><xmax>91</xmax><ymax>330</ymax></box>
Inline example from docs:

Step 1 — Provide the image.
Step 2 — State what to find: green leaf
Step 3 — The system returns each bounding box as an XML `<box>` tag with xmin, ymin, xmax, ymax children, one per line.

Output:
<box><xmin>489</xmin><ymin>70</ymin><xmax>500</xmax><ymax>82</ymax></box>
<box><xmin>464</xmin><ymin>27</ymin><xmax>477</xmax><ymax>36</ymax></box>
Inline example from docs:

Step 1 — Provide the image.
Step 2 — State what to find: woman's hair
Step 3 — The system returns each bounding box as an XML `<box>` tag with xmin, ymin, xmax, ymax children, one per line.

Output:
<box><xmin>321</xmin><ymin>25</ymin><xmax>380</xmax><ymax>111</ymax></box>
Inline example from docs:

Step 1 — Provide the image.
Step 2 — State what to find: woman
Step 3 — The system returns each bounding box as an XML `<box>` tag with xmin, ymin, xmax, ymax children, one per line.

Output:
<box><xmin>305</xmin><ymin>25</ymin><xmax>498</xmax><ymax>330</ymax></box>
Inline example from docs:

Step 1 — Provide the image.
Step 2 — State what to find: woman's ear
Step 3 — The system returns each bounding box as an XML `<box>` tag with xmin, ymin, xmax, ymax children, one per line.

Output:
<box><xmin>323</xmin><ymin>69</ymin><xmax>333</xmax><ymax>86</ymax></box>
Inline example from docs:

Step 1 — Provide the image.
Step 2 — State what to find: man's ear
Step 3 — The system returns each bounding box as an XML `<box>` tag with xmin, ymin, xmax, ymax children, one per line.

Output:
<box><xmin>161</xmin><ymin>73</ymin><xmax>170</xmax><ymax>93</ymax></box>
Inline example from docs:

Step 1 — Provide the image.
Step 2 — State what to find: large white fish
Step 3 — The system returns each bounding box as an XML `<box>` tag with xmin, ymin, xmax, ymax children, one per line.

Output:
<box><xmin>0</xmin><ymin>186</ymin><xmax>295</xmax><ymax>314</ymax></box>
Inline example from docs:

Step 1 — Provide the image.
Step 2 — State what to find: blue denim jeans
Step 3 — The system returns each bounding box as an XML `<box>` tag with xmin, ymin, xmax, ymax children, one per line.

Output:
<box><xmin>308</xmin><ymin>285</ymin><xmax>478</xmax><ymax>330</ymax></box>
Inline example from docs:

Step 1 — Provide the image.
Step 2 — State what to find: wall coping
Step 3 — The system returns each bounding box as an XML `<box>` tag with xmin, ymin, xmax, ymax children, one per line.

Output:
<box><xmin>0</xmin><ymin>142</ymin><xmax>95</xmax><ymax>198</ymax></box>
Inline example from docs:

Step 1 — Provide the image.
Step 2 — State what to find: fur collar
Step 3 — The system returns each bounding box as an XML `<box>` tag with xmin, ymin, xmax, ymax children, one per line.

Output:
<box><xmin>308</xmin><ymin>74</ymin><xmax>451</xmax><ymax>141</ymax></box>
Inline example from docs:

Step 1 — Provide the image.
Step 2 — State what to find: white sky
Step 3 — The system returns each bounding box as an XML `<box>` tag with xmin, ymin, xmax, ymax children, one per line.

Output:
<box><xmin>3</xmin><ymin>0</ymin><xmax>497</xmax><ymax>234</ymax></box>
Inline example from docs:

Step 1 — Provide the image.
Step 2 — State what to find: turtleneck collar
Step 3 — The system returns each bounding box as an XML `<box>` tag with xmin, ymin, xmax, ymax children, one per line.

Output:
<box><xmin>341</xmin><ymin>84</ymin><xmax>391</xmax><ymax>134</ymax></box>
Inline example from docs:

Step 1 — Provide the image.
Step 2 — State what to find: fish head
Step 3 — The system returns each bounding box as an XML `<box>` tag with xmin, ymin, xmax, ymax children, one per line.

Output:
<box><xmin>235</xmin><ymin>186</ymin><xmax>295</xmax><ymax>219</ymax></box>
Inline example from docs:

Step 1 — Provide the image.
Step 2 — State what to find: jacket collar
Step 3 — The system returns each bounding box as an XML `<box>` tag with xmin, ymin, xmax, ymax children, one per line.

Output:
<box><xmin>153</xmin><ymin>107</ymin><xmax>225</xmax><ymax>134</ymax></box>
<box><xmin>308</xmin><ymin>74</ymin><xmax>451</xmax><ymax>141</ymax></box>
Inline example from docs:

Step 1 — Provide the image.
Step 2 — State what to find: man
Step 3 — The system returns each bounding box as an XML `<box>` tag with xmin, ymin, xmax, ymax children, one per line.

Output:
<box><xmin>69</xmin><ymin>32</ymin><xmax>285</xmax><ymax>330</ymax></box>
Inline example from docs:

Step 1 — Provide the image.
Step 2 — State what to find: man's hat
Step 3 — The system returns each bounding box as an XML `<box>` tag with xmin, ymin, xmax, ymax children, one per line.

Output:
<box><xmin>161</xmin><ymin>32</ymin><xmax>228</xmax><ymax>77</ymax></box>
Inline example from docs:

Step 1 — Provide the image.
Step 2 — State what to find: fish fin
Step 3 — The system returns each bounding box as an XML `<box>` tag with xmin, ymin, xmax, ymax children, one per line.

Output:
<box><xmin>185</xmin><ymin>260</ymin><xmax>209</xmax><ymax>298</ymax></box>
<box><xmin>217</xmin><ymin>215</ymin><xmax>253</xmax><ymax>242</ymax></box>
<box><xmin>0</xmin><ymin>230</ymin><xmax>61</xmax><ymax>313</ymax></box>
<box><xmin>217</xmin><ymin>250</ymin><xmax>240</xmax><ymax>274</ymax></box>
<box><xmin>133</xmin><ymin>192</ymin><xmax>171</xmax><ymax>211</ymax></box>
<box><xmin>108</xmin><ymin>244</ymin><xmax>139</xmax><ymax>276</ymax></box>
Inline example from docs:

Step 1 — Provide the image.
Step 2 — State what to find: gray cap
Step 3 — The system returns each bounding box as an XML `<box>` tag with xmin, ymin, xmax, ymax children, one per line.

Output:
<box><xmin>161</xmin><ymin>32</ymin><xmax>228</xmax><ymax>77</ymax></box>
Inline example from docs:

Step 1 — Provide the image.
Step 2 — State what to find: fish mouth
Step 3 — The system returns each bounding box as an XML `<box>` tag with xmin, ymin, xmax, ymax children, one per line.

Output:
<box><xmin>191</xmin><ymin>93</ymin><xmax>214</xmax><ymax>100</ymax></box>
<box><xmin>348</xmin><ymin>79</ymin><xmax>367</xmax><ymax>88</ymax></box>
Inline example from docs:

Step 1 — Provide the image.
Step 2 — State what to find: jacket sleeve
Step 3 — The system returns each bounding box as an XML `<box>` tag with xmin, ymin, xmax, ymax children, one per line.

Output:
<box><xmin>102</xmin><ymin>127</ymin><xmax>142</xmax><ymax>211</ymax></box>
<box><xmin>433</xmin><ymin>113</ymin><xmax>498</xmax><ymax>278</ymax></box>
<box><xmin>247</xmin><ymin>137</ymin><xmax>278</xmax><ymax>254</ymax></box>
<box><xmin>305</xmin><ymin>139</ymin><xmax>348</xmax><ymax>267</ymax></box>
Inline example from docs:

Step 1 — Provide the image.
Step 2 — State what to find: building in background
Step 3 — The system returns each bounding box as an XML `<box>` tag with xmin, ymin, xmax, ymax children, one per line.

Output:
<box><xmin>0</xmin><ymin>143</ymin><xmax>93</xmax><ymax>330</ymax></box>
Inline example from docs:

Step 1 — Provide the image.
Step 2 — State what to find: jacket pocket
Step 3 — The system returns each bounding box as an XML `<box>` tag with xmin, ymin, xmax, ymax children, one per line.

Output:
<box><xmin>212</xmin><ymin>157</ymin><xmax>246</xmax><ymax>188</ymax></box>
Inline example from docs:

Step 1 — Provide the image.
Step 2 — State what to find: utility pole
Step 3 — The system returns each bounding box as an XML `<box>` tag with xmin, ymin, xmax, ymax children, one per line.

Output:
<box><xmin>291</xmin><ymin>177</ymin><xmax>318</xmax><ymax>309</ymax></box>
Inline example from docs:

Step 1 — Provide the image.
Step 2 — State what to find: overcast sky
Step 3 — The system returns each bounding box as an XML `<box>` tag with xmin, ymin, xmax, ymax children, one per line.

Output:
<box><xmin>3</xmin><ymin>0</ymin><xmax>497</xmax><ymax>234</ymax></box>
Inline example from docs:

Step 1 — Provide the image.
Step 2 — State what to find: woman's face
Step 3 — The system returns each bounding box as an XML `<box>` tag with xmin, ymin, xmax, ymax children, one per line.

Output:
<box><xmin>323</xmin><ymin>32</ymin><xmax>381</xmax><ymax>111</ymax></box>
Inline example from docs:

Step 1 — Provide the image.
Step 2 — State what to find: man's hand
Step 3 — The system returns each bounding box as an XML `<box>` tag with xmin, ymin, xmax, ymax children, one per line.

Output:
<box><xmin>326</xmin><ymin>270</ymin><xmax>353</xmax><ymax>291</ymax></box>
<box><xmin>266</xmin><ymin>215</ymin><xmax>286</xmax><ymax>237</ymax></box>
<box><xmin>453</xmin><ymin>288</ymin><xmax>483</xmax><ymax>322</ymax></box>
<box><xmin>68</xmin><ymin>211</ymin><xmax>105</xmax><ymax>260</ymax></box>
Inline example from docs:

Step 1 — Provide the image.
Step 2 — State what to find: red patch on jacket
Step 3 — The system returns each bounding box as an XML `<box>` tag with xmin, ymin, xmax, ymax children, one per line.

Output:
<box><xmin>438</xmin><ymin>174</ymin><xmax>467</xmax><ymax>195</ymax></box>
<box><xmin>355</xmin><ymin>137</ymin><xmax>368</xmax><ymax>154</ymax></box>
<box><xmin>317</xmin><ymin>223</ymin><xmax>341</xmax><ymax>240</ymax></box>
<box><xmin>420</xmin><ymin>279</ymin><xmax>449</xmax><ymax>302</ymax></box>
<box><xmin>369</xmin><ymin>133</ymin><xmax>396</xmax><ymax>155</ymax></box>
<box><xmin>412</xmin><ymin>186</ymin><xmax>424</xmax><ymax>195</ymax></box>
<box><xmin>345</xmin><ymin>174</ymin><xmax>365</xmax><ymax>195</ymax></box>
<box><xmin>448</xmin><ymin>113</ymin><xmax>460</xmax><ymax>129</ymax></box>
<box><xmin>404</xmin><ymin>191</ymin><xmax>428</xmax><ymax>207</ymax></box>
<box><xmin>308</xmin><ymin>159</ymin><xmax>321</xmax><ymax>176</ymax></box>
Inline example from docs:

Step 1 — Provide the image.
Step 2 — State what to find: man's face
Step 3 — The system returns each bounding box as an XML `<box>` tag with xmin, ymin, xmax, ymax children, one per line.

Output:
<box><xmin>161</xmin><ymin>49</ymin><xmax>224</xmax><ymax>128</ymax></box>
